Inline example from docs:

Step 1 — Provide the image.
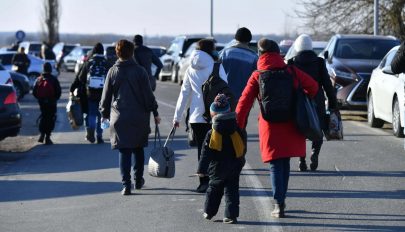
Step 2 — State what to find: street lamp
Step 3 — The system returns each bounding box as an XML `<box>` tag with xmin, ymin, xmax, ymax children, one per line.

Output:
<box><xmin>210</xmin><ymin>0</ymin><xmax>213</xmax><ymax>37</ymax></box>
<box><xmin>374</xmin><ymin>0</ymin><xmax>379</xmax><ymax>35</ymax></box>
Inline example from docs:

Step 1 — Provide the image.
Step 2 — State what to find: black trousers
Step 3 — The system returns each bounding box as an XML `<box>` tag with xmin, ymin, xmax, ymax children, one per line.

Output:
<box><xmin>205</xmin><ymin>173</ymin><xmax>241</xmax><ymax>219</ymax></box>
<box><xmin>190</xmin><ymin>123</ymin><xmax>211</xmax><ymax>161</ymax></box>
<box><xmin>118</xmin><ymin>148</ymin><xmax>144</xmax><ymax>187</ymax></box>
<box><xmin>38</xmin><ymin>99</ymin><xmax>57</xmax><ymax>135</ymax></box>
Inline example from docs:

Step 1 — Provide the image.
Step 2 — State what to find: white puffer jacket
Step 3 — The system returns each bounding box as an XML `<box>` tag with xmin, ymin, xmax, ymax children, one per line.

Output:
<box><xmin>173</xmin><ymin>50</ymin><xmax>227</xmax><ymax>123</ymax></box>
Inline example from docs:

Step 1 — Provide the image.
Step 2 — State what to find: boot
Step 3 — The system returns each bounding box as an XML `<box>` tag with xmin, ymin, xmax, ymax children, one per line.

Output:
<box><xmin>271</xmin><ymin>203</ymin><xmax>285</xmax><ymax>218</ymax></box>
<box><xmin>45</xmin><ymin>134</ymin><xmax>53</xmax><ymax>145</ymax></box>
<box><xmin>298</xmin><ymin>157</ymin><xmax>307</xmax><ymax>171</ymax></box>
<box><xmin>310</xmin><ymin>144</ymin><xmax>321</xmax><ymax>171</ymax></box>
<box><xmin>85</xmin><ymin>128</ymin><xmax>95</xmax><ymax>143</ymax></box>
<box><xmin>38</xmin><ymin>133</ymin><xmax>45</xmax><ymax>143</ymax></box>
<box><xmin>96</xmin><ymin>136</ymin><xmax>104</xmax><ymax>144</ymax></box>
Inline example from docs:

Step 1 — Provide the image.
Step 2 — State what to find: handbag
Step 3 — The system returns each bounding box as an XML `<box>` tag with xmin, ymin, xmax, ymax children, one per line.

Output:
<box><xmin>66</xmin><ymin>96</ymin><xmax>83</xmax><ymax>130</ymax></box>
<box><xmin>148</xmin><ymin>125</ymin><xmax>176</xmax><ymax>178</ymax></box>
<box><xmin>325</xmin><ymin>110</ymin><xmax>344</xmax><ymax>140</ymax></box>
<box><xmin>295</xmin><ymin>80</ymin><xmax>323</xmax><ymax>141</ymax></box>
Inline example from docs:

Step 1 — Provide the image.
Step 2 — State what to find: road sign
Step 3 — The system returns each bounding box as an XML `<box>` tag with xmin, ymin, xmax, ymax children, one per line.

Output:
<box><xmin>15</xmin><ymin>30</ymin><xmax>25</xmax><ymax>41</ymax></box>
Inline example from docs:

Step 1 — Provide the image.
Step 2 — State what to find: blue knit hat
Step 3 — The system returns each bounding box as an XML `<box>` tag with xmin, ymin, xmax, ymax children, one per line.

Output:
<box><xmin>210</xmin><ymin>94</ymin><xmax>230</xmax><ymax>114</ymax></box>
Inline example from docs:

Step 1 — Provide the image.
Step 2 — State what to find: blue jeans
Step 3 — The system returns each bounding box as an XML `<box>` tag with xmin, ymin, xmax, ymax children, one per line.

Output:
<box><xmin>119</xmin><ymin>148</ymin><xmax>145</xmax><ymax>187</ymax></box>
<box><xmin>84</xmin><ymin>99</ymin><xmax>102</xmax><ymax>137</ymax></box>
<box><xmin>269</xmin><ymin>158</ymin><xmax>290</xmax><ymax>205</ymax></box>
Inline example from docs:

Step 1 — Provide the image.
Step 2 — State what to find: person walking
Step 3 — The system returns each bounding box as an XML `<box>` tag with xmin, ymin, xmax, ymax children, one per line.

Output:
<box><xmin>12</xmin><ymin>47</ymin><xmax>31</xmax><ymax>75</ymax></box>
<box><xmin>197</xmin><ymin>94</ymin><xmax>246</xmax><ymax>224</ymax></box>
<box><xmin>99</xmin><ymin>40</ymin><xmax>160</xmax><ymax>196</ymax></box>
<box><xmin>287</xmin><ymin>34</ymin><xmax>337</xmax><ymax>171</ymax></box>
<box><xmin>236</xmin><ymin>38</ymin><xmax>318</xmax><ymax>218</ymax></box>
<box><xmin>133</xmin><ymin>34</ymin><xmax>163</xmax><ymax>91</ymax></box>
<box><xmin>173</xmin><ymin>39</ymin><xmax>228</xmax><ymax>193</ymax></box>
<box><xmin>219</xmin><ymin>27</ymin><xmax>258</xmax><ymax>102</ymax></box>
<box><xmin>74</xmin><ymin>43</ymin><xmax>109</xmax><ymax>144</ymax></box>
<box><xmin>32</xmin><ymin>62</ymin><xmax>61</xmax><ymax>145</ymax></box>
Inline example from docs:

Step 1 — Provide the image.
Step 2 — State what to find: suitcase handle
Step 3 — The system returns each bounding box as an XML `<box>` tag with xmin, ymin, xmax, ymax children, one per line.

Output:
<box><xmin>164</xmin><ymin>126</ymin><xmax>176</xmax><ymax>147</ymax></box>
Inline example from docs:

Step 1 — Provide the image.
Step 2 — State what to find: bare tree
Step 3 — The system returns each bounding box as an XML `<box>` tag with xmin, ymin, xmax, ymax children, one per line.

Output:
<box><xmin>296</xmin><ymin>0</ymin><xmax>405</xmax><ymax>40</ymax></box>
<box><xmin>41</xmin><ymin>0</ymin><xmax>60</xmax><ymax>46</ymax></box>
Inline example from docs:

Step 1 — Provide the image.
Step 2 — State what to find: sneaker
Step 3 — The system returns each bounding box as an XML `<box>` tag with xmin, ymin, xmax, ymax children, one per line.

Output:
<box><xmin>299</xmin><ymin>160</ymin><xmax>307</xmax><ymax>172</ymax></box>
<box><xmin>271</xmin><ymin>203</ymin><xmax>285</xmax><ymax>218</ymax></box>
<box><xmin>203</xmin><ymin>213</ymin><xmax>213</xmax><ymax>220</ymax></box>
<box><xmin>223</xmin><ymin>218</ymin><xmax>237</xmax><ymax>224</ymax></box>
<box><xmin>85</xmin><ymin>129</ymin><xmax>95</xmax><ymax>143</ymax></box>
<box><xmin>135</xmin><ymin>178</ymin><xmax>145</xmax><ymax>190</ymax></box>
<box><xmin>121</xmin><ymin>186</ymin><xmax>131</xmax><ymax>195</ymax></box>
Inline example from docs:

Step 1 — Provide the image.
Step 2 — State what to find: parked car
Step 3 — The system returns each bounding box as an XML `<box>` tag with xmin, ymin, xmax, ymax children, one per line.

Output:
<box><xmin>0</xmin><ymin>84</ymin><xmax>21</xmax><ymax>141</ymax></box>
<box><xmin>321</xmin><ymin>34</ymin><xmax>400</xmax><ymax>109</ymax></box>
<box><xmin>367</xmin><ymin>45</ymin><xmax>404</xmax><ymax>137</ymax></box>
<box><xmin>0</xmin><ymin>64</ymin><xmax>12</xmax><ymax>85</ymax></box>
<box><xmin>279</xmin><ymin>39</ymin><xmax>294</xmax><ymax>58</ymax></box>
<box><xmin>62</xmin><ymin>46</ymin><xmax>92</xmax><ymax>72</ymax></box>
<box><xmin>149</xmin><ymin>45</ymin><xmax>166</xmax><ymax>77</ymax></box>
<box><xmin>159</xmin><ymin>36</ymin><xmax>203</xmax><ymax>82</ymax></box>
<box><xmin>18</xmin><ymin>41</ymin><xmax>42</xmax><ymax>57</ymax></box>
<box><xmin>284</xmin><ymin>40</ymin><xmax>328</xmax><ymax>61</ymax></box>
<box><xmin>53</xmin><ymin>42</ymin><xmax>78</xmax><ymax>71</ymax></box>
<box><xmin>0</xmin><ymin>51</ymin><xmax>59</xmax><ymax>87</ymax></box>
<box><xmin>74</xmin><ymin>50</ymin><xmax>92</xmax><ymax>75</ymax></box>
<box><xmin>9</xmin><ymin>71</ymin><xmax>30</xmax><ymax>100</ymax></box>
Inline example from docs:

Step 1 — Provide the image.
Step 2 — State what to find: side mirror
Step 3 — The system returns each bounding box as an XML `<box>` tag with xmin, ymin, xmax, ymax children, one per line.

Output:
<box><xmin>382</xmin><ymin>66</ymin><xmax>394</xmax><ymax>75</ymax></box>
<box><xmin>323</xmin><ymin>51</ymin><xmax>329</xmax><ymax>61</ymax></box>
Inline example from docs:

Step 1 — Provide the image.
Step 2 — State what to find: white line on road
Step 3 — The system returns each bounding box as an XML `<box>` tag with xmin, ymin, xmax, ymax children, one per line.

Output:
<box><xmin>157</xmin><ymin>99</ymin><xmax>176</xmax><ymax>109</ymax></box>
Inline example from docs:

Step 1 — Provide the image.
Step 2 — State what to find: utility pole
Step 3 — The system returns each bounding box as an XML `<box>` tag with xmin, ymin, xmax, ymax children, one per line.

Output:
<box><xmin>374</xmin><ymin>0</ymin><xmax>379</xmax><ymax>35</ymax></box>
<box><xmin>210</xmin><ymin>0</ymin><xmax>213</xmax><ymax>37</ymax></box>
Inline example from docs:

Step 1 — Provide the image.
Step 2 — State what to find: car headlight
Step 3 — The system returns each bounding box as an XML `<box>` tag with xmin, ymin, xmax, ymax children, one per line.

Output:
<box><xmin>332</xmin><ymin>68</ymin><xmax>354</xmax><ymax>79</ymax></box>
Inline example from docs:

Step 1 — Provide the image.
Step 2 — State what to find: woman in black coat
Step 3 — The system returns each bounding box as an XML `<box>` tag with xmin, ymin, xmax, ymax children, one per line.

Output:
<box><xmin>99</xmin><ymin>40</ymin><xmax>161</xmax><ymax>195</ymax></box>
<box><xmin>288</xmin><ymin>34</ymin><xmax>337</xmax><ymax>171</ymax></box>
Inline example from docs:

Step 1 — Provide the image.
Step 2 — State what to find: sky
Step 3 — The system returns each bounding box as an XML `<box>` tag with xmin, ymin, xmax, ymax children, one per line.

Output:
<box><xmin>0</xmin><ymin>0</ymin><xmax>302</xmax><ymax>36</ymax></box>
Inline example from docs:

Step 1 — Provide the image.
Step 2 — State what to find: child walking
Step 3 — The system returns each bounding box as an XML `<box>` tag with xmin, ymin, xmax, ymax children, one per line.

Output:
<box><xmin>197</xmin><ymin>94</ymin><xmax>246</xmax><ymax>224</ymax></box>
<box><xmin>33</xmin><ymin>62</ymin><xmax>61</xmax><ymax>145</ymax></box>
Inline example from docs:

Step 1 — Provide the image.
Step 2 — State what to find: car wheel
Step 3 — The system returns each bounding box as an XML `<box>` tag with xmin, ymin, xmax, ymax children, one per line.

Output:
<box><xmin>367</xmin><ymin>92</ymin><xmax>384</xmax><ymax>128</ymax></box>
<box><xmin>392</xmin><ymin>98</ymin><xmax>404</xmax><ymax>138</ymax></box>
<box><xmin>14</xmin><ymin>82</ymin><xmax>24</xmax><ymax>100</ymax></box>
<box><xmin>171</xmin><ymin>65</ymin><xmax>178</xmax><ymax>83</ymax></box>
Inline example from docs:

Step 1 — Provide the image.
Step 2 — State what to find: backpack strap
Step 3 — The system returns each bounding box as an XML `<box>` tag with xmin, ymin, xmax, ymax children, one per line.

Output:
<box><xmin>210</xmin><ymin>62</ymin><xmax>221</xmax><ymax>78</ymax></box>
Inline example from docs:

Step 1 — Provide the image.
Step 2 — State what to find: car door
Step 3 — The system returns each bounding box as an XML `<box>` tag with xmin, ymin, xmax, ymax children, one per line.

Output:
<box><xmin>378</xmin><ymin>50</ymin><xmax>398</xmax><ymax>122</ymax></box>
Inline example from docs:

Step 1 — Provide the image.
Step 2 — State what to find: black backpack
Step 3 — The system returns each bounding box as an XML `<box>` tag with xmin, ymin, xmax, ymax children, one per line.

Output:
<box><xmin>202</xmin><ymin>62</ymin><xmax>235</xmax><ymax>122</ymax></box>
<box><xmin>257</xmin><ymin>67</ymin><xmax>295</xmax><ymax>122</ymax></box>
<box><xmin>87</xmin><ymin>57</ymin><xmax>108</xmax><ymax>90</ymax></box>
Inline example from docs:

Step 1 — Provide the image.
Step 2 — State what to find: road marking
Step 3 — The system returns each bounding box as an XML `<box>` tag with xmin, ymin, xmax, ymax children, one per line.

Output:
<box><xmin>157</xmin><ymin>99</ymin><xmax>176</xmax><ymax>109</ymax></box>
<box><xmin>242</xmin><ymin>162</ymin><xmax>283</xmax><ymax>232</ymax></box>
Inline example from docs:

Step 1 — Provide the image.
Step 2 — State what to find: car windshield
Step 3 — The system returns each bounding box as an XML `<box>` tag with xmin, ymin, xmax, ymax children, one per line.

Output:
<box><xmin>335</xmin><ymin>39</ymin><xmax>400</xmax><ymax>60</ymax></box>
<box><xmin>64</xmin><ymin>45</ymin><xmax>76</xmax><ymax>55</ymax></box>
<box><xmin>29</xmin><ymin>44</ymin><xmax>42</xmax><ymax>52</ymax></box>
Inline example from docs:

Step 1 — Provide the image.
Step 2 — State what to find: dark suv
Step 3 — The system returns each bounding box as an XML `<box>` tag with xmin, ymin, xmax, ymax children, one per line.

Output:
<box><xmin>0</xmin><ymin>85</ymin><xmax>21</xmax><ymax>141</ymax></box>
<box><xmin>159</xmin><ymin>36</ymin><xmax>203</xmax><ymax>82</ymax></box>
<box><xmin>322</xmin><ymin>34</ymin><xmax>399</xmax><ymax>109</ymax></box>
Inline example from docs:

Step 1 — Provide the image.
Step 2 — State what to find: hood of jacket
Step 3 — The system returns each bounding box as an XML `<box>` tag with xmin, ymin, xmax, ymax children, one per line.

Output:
<box><xmin>190</xmin><ymin>50</ymin><xmax>214</xmax><ymax>70</ymax></box>
<box><xmin>293</xmin><ymin>50</ymin><xmax>318</xmax><ymax>66</ymax></box>
<box><xmin>114</xmin><ymin>58</ymin><xmax>137</xmax><ymax>69</ymax></box>
<box><xmin>257</xmin><ymin>52</ymin><xmax>286</xmax><ymax>70</ymax></box>
<box><xmin>212</xmin><ymin>112</ymin><xmax>237</xmax><ymax>135</ymax></box>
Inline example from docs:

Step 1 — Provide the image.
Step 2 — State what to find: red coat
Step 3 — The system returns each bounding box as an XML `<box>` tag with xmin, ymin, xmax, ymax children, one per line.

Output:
<box><xmin>236</xmin><ymin>52</ymin><xmax>319</xmax><ymax>163</ymax></box>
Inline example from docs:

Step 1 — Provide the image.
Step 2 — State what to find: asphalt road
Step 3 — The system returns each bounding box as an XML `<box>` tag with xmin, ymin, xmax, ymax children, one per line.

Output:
<box><xmin>0</xmin><ymin>72</ymin><xmax>405</xmax><ymax>232</ymax></box>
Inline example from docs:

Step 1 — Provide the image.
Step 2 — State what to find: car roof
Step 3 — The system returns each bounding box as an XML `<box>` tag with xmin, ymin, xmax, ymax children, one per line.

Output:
<box><xmin>335</xmin><ymin>34</ymin><xmax>398</xmax><ymax>40</ymax></box>
<box><xmin>312</xmin><ymin>41</ymin><xmax>328</xmax><ymax>48</ymax></box>
<box><xmin>148</xmin><ymin>45</ymin><xmax>166</xmax><ymax>50</ymax></box>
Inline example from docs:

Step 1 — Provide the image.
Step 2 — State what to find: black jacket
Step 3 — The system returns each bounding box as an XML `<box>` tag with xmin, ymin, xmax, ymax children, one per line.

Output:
<box><xmin>78</xmin><ymin>54</ymin><xmax>109</xmax><ymax>101</ymax></box>
<box><xmin>11</xmin><ymin>53</ymin><xmax>30</xmax><ymax>75</ymax></box>
<box><xmin>289</xmin><ymin>50</ymin><xmax>337</xmax><ymax>130</ymax></box>
<box><xmin>198</xmin><ymin>113</ymin><xmax>246</xmax><ymax>180</ymax></box>
<box><xmin>391</xmin><ymin>41</ymin><xmax>405</xmax><ymax>74</ymax></box>
<box><xmin>33</xmin><ymin>73</ymin><xmax>61</xmax><ymax>100</ymax></box>
<box><xmin>133</xmin><ymin>45</ymin><xmax>163</xmax><ymax>91</ymax></box>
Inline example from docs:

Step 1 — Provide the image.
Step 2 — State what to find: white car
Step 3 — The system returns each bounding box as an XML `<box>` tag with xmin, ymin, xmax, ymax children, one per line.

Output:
<box><xmin>0</xmin><ymin>51</ymin><xmax>59</xmax><ymax>87</ymax></box>
<box><xmin>0</xmin><ymin>64</ymin><xmax>12</xmax><ymax>85</ymax></box>
<box><xmin>367</xmin><ymin>45</ymin><xmax>404</xmax><ymax>137</ymax></box>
